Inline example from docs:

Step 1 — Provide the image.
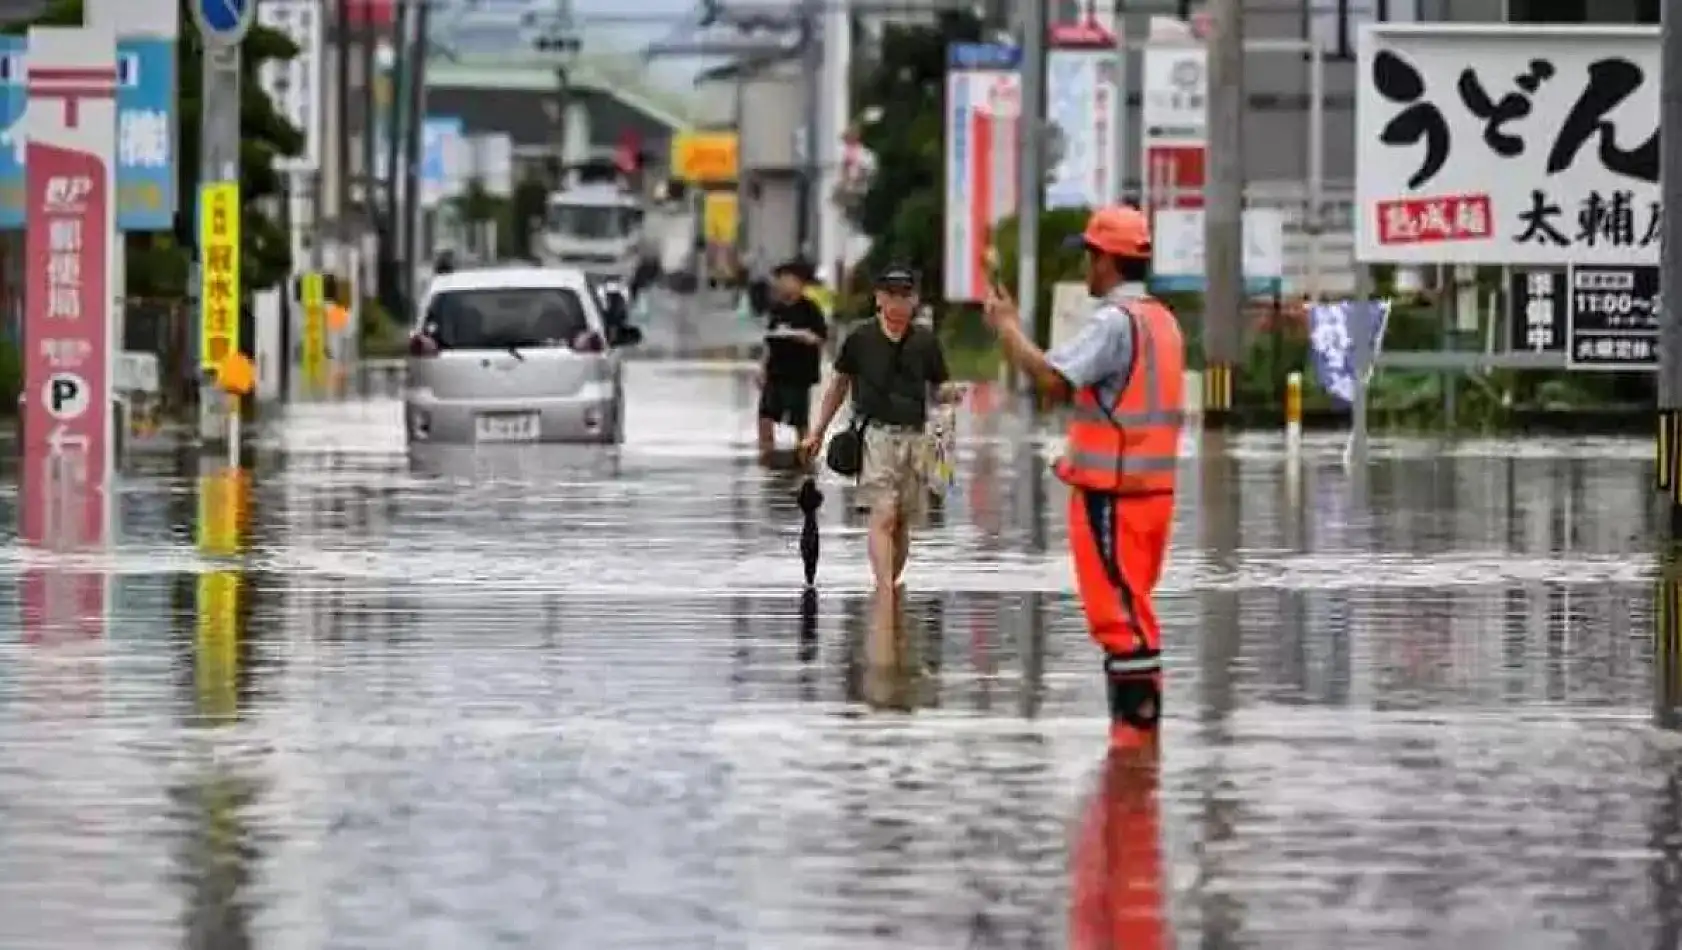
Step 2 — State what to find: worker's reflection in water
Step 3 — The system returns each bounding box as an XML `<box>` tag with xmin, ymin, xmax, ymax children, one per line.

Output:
<box><xmin>1067</xmin><ymin>728</ymin><xmax>1171</xmax><ymax>949</ymax></box>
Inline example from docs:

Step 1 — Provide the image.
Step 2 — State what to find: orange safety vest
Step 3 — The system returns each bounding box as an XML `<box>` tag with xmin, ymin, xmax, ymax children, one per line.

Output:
<box><xmin>1054</xmin><ymin>295</ymin><xmax>1185</xmax><ymax>495</ymax></box>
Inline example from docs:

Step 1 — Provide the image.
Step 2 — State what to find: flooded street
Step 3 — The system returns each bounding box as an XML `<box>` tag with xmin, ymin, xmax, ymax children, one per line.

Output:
<box><xmin>0</xmin><ymin>359</ymin><xmax>1677</xmax><ymax>948</ymax></box>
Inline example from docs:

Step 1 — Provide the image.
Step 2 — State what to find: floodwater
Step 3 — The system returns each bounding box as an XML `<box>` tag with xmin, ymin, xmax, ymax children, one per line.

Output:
<box><xmin>0</xmin><ymin>360</ymin><xmax>1677</xmax><ymax>949</ymax></box>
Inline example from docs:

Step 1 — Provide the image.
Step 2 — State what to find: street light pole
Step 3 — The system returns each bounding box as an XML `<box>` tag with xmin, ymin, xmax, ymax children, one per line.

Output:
<box><xmin>533</xmin><ymin>2</ymin><xmax>581</xmax><ymax>188</ymax></box>
<box><xmin>798</xmin><ymin>0</ymin><xmax>822</xmax><ymax>258</ymax></box>
<box><xmin>1017</xmin><ymin>0</ymin><xmax>1046</xmax><ymax>358</ymax></box>
<box><xmin>1660</xmin><ymin>0</ymin><xmax>1682</xmax><ymax>534</ymax></box>
<box><xmin>401</xmin><ymin>0</ymin><xmax>428</xmax><ymax>312</ymax></box>
<box><xmin>1203</xmin><ymin>0</ymin><xmax>1245</xmax><ymax>425</ymax></box>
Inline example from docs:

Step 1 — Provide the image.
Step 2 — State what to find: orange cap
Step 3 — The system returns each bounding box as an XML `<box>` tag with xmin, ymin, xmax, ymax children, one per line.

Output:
<box><xmin>1065</xmin><ymin>205</ymin><xmax>1152</xmax><ymax>258</ymax></box>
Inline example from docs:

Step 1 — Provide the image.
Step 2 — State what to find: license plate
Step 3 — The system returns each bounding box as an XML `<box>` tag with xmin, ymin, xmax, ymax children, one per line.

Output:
<box><xmin>474</xmin><ymin>413</ymin><xmax>539</xmax><ymax>442</ymax></box>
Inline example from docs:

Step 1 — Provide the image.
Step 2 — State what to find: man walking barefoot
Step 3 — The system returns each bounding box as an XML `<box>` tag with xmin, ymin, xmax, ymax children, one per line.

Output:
<box><xmin>801</xmin><ymin>265</ymin><xmax>962</xmax><ymax>637</ymax></box>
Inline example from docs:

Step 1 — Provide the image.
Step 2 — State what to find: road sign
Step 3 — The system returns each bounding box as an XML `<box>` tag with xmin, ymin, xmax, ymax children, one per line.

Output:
<box><xmin>301</xmin><ymin>271</ymin><xmax>327</xmax><ymax>392</ymax></box>
<box><xmin>192</xmin><ymin>0</ymin><xmax>254</xmax><ymax>46</ymax></box>
<box><xmin>0</xmin><ymin>34</ymin><xmax>178</xmax><ymax>230</ymax></box>
<box><xmin>20</xmin><ymin>26</ymin><xmax>117</xmax><ymax>551</ymax></box>
<box><xmin>1141</xmin><ymin>44</ymin><xmax>1205</xmax><ymax>212</ymax></box>
<box><xmin>1566</xmin><ymin>265</ymin><xmax>1659</xmax><ymax>370</ymax></box>
<box><xmin>1506</xmin><ymin>269</ymin><xmax>1567</xmax><ymax>354</ymax></box>
<box><xmin>198</xmin><ymin>181</ymin><xmax>239</xmax><ymax>367</ymax></box>
<box><xmin>44</xmin><ymin>372</ymin><xmax>91</xmax><ymax>419</ymax></box>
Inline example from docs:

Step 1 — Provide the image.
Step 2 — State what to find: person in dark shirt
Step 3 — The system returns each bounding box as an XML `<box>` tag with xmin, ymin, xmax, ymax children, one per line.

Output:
<box><xmin>756</xmin><ymin>258</ymin><xmax>829</xmax><ymax>459</ymax></box>
<box><xmin>801</xmin><ymin>264</ymin><xmax>963</xmax><ymax>637</ymax></box>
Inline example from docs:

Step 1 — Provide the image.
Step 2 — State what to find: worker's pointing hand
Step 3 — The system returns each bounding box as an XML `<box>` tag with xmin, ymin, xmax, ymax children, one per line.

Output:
<box><xmin>982</xmin><ymin>282</ymin><xmax>1017</xmax><ymax>332</ymax></box>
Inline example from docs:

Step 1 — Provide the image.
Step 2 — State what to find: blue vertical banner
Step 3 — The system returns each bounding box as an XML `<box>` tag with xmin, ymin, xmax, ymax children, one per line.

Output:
<box><xmin>0</xmin><ymin>36</ymin><xmax>25</xmax><ymax>229</ymax></box>
<box><xmin>421</xmin><ymin>116</ymin><xmax>460</xmax><ymax>208</ymax></box>
<box><xmin>115</xmin><ymin>37</ymin><xmax>177</xmax><ymax>231</ymax></box>
<box><xmin>0</xmin><ymin>34</ymin><xmax>176</xmax><ymax>230</ymax></box>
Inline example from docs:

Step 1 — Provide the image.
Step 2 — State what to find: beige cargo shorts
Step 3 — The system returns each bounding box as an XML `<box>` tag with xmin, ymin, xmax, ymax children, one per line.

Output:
<box><xmin>858</xmin><ymin>424</ymin><xmax>931</xmax><ymax>519</ymax></box>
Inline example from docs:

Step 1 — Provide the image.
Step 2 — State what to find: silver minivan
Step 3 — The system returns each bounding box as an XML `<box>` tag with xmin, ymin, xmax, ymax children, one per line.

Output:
<box><xmin>404</xmin><ymin>265</ymin><xmax>641</xmax><ymax>445</ymax></box>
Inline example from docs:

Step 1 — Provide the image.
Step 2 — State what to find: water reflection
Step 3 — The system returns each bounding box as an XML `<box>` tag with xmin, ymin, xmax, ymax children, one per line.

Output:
<box><xmin>177</xmin><ymin>458</ymin><xmax>259</xmax><ymax>950</ymax></box>
<box><xmin>7</xmin><ymin>372</ymin><xmax>1682</xmax><ymax>946</ymax></box>
<box><xmin>1655</xmin><ymin>561</ymin><xmax>1682</xmax><ymax>729</ymax></box>
<box><xmin>1068</xmin><ymin>743</ymin><xmax>1170</xmax><ymax>950</ymax></box>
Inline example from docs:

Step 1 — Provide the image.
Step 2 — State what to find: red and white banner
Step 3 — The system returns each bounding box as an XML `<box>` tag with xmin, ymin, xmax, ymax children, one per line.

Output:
<box><xmin>943</xmin><ymin>43</ymin><xmax>1021</xmax><ymax>303</ymax></box>
<box><xmin>19</xmin><ymin>27</ymin><xmax>117</xmax><ymax>551</ymax></box>
<box><xmin>19</xmin><ymin>27</ymin><xmax>117</xmax><ymax>649</ymax></box>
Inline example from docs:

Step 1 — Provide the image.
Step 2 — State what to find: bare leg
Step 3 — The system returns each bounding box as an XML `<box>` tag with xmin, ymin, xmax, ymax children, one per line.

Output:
<box><xmin>868</xmin><ymin>499</ymin><xmax>899</xmax><ymax>640</ymax></box>
<box><xmin>757</xmin><ymin>416</ymin><xmax>775</xmax><ymax>458</ymax></box>
<box><xmin>891</xmin><ymin>513</ymin><xmax>911</xmax><ymax>585</ymax></box>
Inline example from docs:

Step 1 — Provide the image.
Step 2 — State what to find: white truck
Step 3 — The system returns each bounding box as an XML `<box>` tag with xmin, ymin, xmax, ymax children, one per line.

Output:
<box><xmin>535</xmin><ymin>158</ymin><xmax>660</xmax><ymax>293</ymax></box>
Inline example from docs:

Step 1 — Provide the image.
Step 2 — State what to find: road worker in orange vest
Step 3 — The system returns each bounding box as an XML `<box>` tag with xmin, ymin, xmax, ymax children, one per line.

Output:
<box><xmin>983</xmin><ymin>205</ymin><xmax>1185</xmax><ymax>749</ymax></box>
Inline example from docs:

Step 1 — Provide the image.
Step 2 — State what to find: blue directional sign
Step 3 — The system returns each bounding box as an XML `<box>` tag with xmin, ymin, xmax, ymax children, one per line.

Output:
<box><xmin>0</xmin><ymin>35</ymin><xmax>178</xmax><ymax>231</ymax></box>
<box><xmin>192</xmin><ymin>0</ymin><xmax>255</xmax><ymax>45</ymax></box>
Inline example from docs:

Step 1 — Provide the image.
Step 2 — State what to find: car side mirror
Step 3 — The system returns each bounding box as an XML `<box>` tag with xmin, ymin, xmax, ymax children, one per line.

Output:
<box><xmin>611</xmin><ymin>325</ymin><xmax>643</xmax><ymax>347</ymax></box>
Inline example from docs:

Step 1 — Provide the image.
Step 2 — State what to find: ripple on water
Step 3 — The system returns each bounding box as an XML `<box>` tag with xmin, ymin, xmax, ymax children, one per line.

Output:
<box><xmin>0</xmin><ymin>382</ymin><xmax>1673</xmax><ymax>948</ymax></box>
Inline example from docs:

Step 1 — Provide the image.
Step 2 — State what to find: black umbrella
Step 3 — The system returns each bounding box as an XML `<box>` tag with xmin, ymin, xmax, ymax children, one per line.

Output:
<box><xmin>796</xmin><ymin>475</ymin><xmax>824</xmax><ymax>586</ymax></box>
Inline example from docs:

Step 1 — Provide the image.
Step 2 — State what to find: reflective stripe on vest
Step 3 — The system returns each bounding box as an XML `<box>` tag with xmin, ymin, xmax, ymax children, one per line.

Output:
<box><xmin>1056</xmin><ymin>296</ymin><xmax>1185</xmax><ymax>494</ymax></box>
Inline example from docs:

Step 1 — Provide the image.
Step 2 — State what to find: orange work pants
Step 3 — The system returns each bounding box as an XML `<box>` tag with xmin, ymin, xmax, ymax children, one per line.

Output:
<box><xmin>1067</xmin><ymin>488</ymin><xmax>1173</xmax><ymax>656</ymax></box>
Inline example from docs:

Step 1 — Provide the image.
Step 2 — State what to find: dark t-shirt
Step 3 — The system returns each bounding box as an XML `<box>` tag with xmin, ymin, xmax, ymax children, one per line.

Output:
<box><xmin>764</xmin><ymin>296</ymin><xmax>828</xmax><ymax>386</ymax></box>
<box><xmin>834</xmin><ymin>318</ymin><xmax>949</xmax><ymax>428</ymax></box>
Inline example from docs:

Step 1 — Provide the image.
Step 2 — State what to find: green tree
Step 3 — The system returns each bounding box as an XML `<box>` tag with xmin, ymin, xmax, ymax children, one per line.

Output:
<box><xmin>9</xmin><ymin>0</ymin><xmax>304</xmax><ymax>298</ymax></box>
<box><xmin>849</xmin><ymin>11</ymin><xmax>985</xmax><ymax>297</ymax></box>
<box><xmin>450</xmin><ymin>177</ymin><xmax>515</xmax><ymax>258</ymax></box>
<box><xmin>990</xmin><ymin>207</ymin><xmax>1091</xmax><ymax>349</ymax></box>
<box><xmin>508</xmin><ymin>173</ymin><xmax>550</xmax><ymax>260</ymax></box>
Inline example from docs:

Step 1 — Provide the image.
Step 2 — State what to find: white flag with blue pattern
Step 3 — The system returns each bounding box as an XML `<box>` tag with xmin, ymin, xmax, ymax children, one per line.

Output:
<box><xmin>1308</xmin><ymin>299</ymin><xmax>1391</xmax><ymax>409</ymax></box>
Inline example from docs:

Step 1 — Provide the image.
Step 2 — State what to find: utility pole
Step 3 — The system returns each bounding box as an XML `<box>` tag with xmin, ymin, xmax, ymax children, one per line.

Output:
<box><xmin>798</xmin><ymin>0</ymin><xmax>822</xmax><ymax>258</ymax></box>
<box><xmin>1202</xmin><ymin>0</ymin><xmax>1244</xmax><ymax>425</ymax></box>
<box><xmin>361</xmin><ymin>9</ymin><xmax>380</xmax><ymax>238</ymax></box>
<box><xmin>401</xmin><ymin>0</ymin><xmax>429</xmax><ymax>314</ymax></box>
<box><xmin>1017</xmin><ymin>0</ymin><xmax>1047</xmax><ymax>361</ymax></box>
<box><xmin>534</xmin><ymin>1</ymin><xmax>581</xmax><ymax>187</ymax></box>
<box><xmin>1661</xmin><ymin>0</ymin><xmax>1682</xmax><ymax>534</ymax></box>
<box><xmin>334</xmin><ymin>0</ymin><xmax>352</xmax><ymax>223</ymax></box>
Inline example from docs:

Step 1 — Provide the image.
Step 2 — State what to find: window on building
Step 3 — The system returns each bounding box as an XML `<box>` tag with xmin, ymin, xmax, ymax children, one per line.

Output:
<box><xmin>1509</xmin><ymin>0</ymin><xmax>1651</xmax><ymax>21</ymax></box>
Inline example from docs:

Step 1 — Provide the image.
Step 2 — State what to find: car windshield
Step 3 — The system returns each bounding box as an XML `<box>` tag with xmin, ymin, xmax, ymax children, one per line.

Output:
<box><xmin>546</xmin><ymin>203</ymin><xmax>639</xmax><ymax>239</ymax></box>
<box><xmin>423</xmin><ymin>288</ymin><xmax>590</xmax><ymax>349</ymax></box>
